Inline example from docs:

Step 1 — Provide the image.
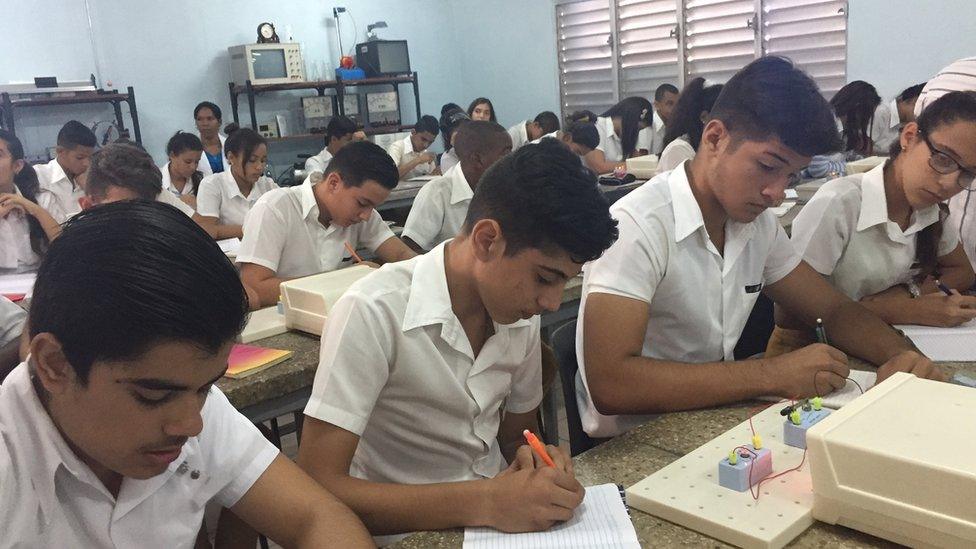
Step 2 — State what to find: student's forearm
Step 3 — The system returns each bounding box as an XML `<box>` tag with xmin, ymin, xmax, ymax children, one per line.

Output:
<box><xmin>822</xmin><ymin>300</ymin><xmax>914</xmax><ymax>365</ymax></box>
<box><xmin>927</xmin><ymin>266</ymin><xmax>976</xmax><ymax>292</ymax></box>
<box><xmin>213</xmin><ymin>224</ymin><xmax>243</xmax><ymax>239</ymax></box>
<box><xmin>28</xmin><ymin>205</ymin><xmax>62</xmax><ymax>241</ymax></box>
<box><xmin>290</xmin><ymin>498</ymin><xmax>376</xmax><ymax>549</ymax></box>
<box><xmin>250</xmin><ymin>276</ymin><xmax>286</xmax><ymax>308</ymax></box>
<box><xmin>858</xmin><ymin>298</ymin><xmax>923</xmax><ymax>325</ymax></box>
<box><xmin>397</xmin><ymin>159</ymin><xmax>423</xmax><ymax>179</ymax></box>
<box><xmin>587</xmin><ymin>159</ymin><xmax>625</xmax><ymax>174</ymax></box>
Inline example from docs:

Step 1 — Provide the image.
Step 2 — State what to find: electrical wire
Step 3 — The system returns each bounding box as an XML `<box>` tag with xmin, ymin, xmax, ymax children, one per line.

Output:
<box><xmin>813</xmin><ymin>371</ymin><xmax>866</xmax><ymax>399</ymax></box>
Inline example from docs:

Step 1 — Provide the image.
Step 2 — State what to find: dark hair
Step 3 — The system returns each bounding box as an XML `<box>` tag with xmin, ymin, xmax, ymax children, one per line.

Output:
<box><xmin>453</xmin><ymin>120</ymin><xmax>511</xmax><ymax>162</ymax></box>
<box><xmin>29</xmin><ymin>201</ymin><xmax>248</xmax><ymax>384</ymax></box>
<box><xmin>830</xmin><ymin>80</ymin><xmax>881</xmax><ymax>154</ymax></box>
<box><xmin>87</xmin><ymin>142</ymin><xmax>163</xmax><ymax>200</ymax></box>
<box><xmin>224</xmin><ymin>126</ymin><xmax>267</xmax><ymax>168</ymax></box>
<box><xmin>533</xmin><ymin>111</ymin><xmax>560</xmax><ymax>135</ymax></box>
<box><xmin>463</xmin><ymin>139</ymin><xmax>618</xmax><ymax>263</ymax></box>
<box><xmin>57</xmin><ymin>120</ymin><xmax>96</xmax><ymax>149</ymax></box>
<box><xmin>165</xmin><ymin>131</ymin><xmax>205</xmax><ymax>194</ymax></box>
<box><xmin>663</xmin><ymin>77</ymin><xmax>724</xmax><ymax>150</ymax></box>
<box><xmin>415</xmin><ymin>115</ymin><xmax>440</xmax><ymax>136</ymax></box>
<box><xmin>601</xmin><ymin>96</ymin><xmax>653</xmax><ymax>158</ymax></box>
<box><xmin>325</xmin><ymin>140</ymin><xmax>399</xmax><ymax>190</ymax></box>
<box><xmin>439</xmin><ymin>107</ymin><xmax>470</xmax><ymax>150</ymax></box>
<box><xmin>0</xmin><ymin>130</ymin><xmax>48</xmax><ymax>255</ymax></box>
<box><xmin>194</xmin><ymin>101</ymin><xmax>222</xmax><ymax>121</ymax></box>
<box><xmin>888</xmin><ymin>91</ymin><xmax>976</xmax><ymax>281</ymax></box>
<box><xmin>709</xmin><ymin>56</ymin><xmax>840</xmax><ymax>157</ymax></box>
<box><xmin>467</xmin><ymin>97</ymin><xmax>497</xmax><ymax>122</ymax></box>
<box><xmin>899</xmin><ymin>82</ymin><xmax>927</xmax><ymax>103</ymax></box>
<box><xmin>325</xmin><ymin>115</ymin><xmax>358</xmax><ymax>144</ymax></box>
<box><xmin>564</xmin><ymin>121</ymin><xmax>599</xmax><ymax>151</ymax></box>
<box><xmin>655</xmin><ymin>83</ymin><xmax>679</xmax><ymax>102</ymax></box>
<box><xmin>567</xmin><ymin>110</ymin><xmax>597</xmax><ymax>124</ymax></box>
<box><xmin>441</xmin><ymin>102</ymin><xmax>462</xmax><ymax>116</ymax></box>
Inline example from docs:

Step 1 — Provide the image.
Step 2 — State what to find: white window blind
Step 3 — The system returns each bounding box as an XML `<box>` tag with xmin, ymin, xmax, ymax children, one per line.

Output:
<box><xmin>762</xmin><ymin>0</ymin><xmax>848</xmax><ymax>96</ymax></box>
<box><xmin>616</xmin><ymin>0</ymin><xmax>681</xmax><ymax>99</ymax></box>
<box><xmin>556</xmin><ymin>0</ymin><xmax>617</xmax><ymax>118</ymax></box>
<box><xmin>683</xmin><ymin>0</ymin><xmax>758</xmax><ymax>84</ymax></box>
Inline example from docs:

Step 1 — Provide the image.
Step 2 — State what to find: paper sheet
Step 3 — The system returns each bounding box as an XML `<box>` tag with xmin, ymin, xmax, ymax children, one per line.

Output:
<box><xmin>760</xmin><ymin>369</ymin><xmax>877</xmax><ymax>410</ymax></box>
<box><xmin>785</xmin><ymin>188</ymin><xmax>799</xmax><ymax>199</ymax></box>
<box><xmin>769</xmin><ymin>201</ymin><xmax>797</xmax><ymax>217</ymax></box>
<box><xmin>217</xmin><ymin>238</ymin><xmax>242</xmax><ymax>256</ymax></box>
<box><xmin>895</xmin><ymin>320</ymin><xmax>976</xmax><ymax>361</ymax></box>
<box><xmin>463</xmin><ymin>484</ymin><xmax>639</xmax><ymax>549</ymax></box>
<box><xmin>0</xmin><ymin>272</ymin><xmax>37</xmax><ymax>297</ymax></box>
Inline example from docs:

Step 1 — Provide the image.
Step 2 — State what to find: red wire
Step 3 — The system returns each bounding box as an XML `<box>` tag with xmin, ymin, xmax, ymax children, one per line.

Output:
<box><xmin>751</xmin><ymin>449</ymin><xmax>808</xmax><ymax>501</ymax></box>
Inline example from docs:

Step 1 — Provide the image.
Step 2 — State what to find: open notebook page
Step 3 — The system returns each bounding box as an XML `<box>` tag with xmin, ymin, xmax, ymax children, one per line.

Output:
<box><xmin>463</xmin><ymin>483</ymin><xmax>639</xmax><ymax>549</ymax></box>
<box><xmin>895</xmin><ymin>320</ymin><xmax>976</xmax><ymax>361</ymax></box>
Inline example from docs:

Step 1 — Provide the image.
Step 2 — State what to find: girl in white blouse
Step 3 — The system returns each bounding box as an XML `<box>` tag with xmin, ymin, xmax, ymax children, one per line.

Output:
<box><xmin>656</xmin><ymin>78</ymin><xmax>723</xmax><ymax>174</ymax></box>
<box><xmin>0</xmin><ymin>130</ymin><xmax>61</xmax><ymax>273</ymax></box>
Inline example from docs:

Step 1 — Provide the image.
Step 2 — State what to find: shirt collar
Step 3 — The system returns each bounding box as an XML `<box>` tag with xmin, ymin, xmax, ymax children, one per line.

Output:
<box><xmin>49</xmin><ymin>159</ymin><xmax>70</xmax><ymax>186</ymax></box>
<box><xmin>668</xmin><ymin>163</ymin><xmax>706</xmax><ymax>242</ymax></box>
<box><xmin>220</xmin><ymin>171</ymin><xmax>245</xmax><ymax>200</ymax></box>
<box><xmin>857</xmin><ymin>163</ymin><xmax>940</xmax><ymax>235</ymax></box>
<box><xmin>653</xmin><ymin>110</ymin><xmax>665</xmax><ymax>132</ymax></box>
<box><xmin>448</xmin><ymin>164</ymin><xmax>474</xmax><ymax>204</ymax></box>
<box><xmin>600</xmin><ymin>116</ymin><xmax>620</xmax><ymax>144</ymax></box>
<box><xmin>402</xmin><ymin>134</ymin><xmax>416</xmax><ymax>153</ymax></box>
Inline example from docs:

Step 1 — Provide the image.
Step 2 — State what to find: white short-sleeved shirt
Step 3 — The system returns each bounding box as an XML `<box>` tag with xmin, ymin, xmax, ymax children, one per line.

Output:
<box><xmin>440</xmin><ymin>148</ymin><xmax>460</xmax><ymax>174</ymax></box>
<box><xmin>387</xmin><ymin>135</ymin><xmax>435</xmax><ymax>179</ymax></box>
<box><xmin>161</xmin><ymin>162</ymin><xmax>196</xmax><ymax>196</ymax></box>
<box><xmin>237</xmin><ymin>181</ymin><xmax>394</xmax><ymax>278</ymax></box>
<box><xmin>155</xmin><ymin>188</ymin><xmax>196</xmax><ymax>218</ymax></box>
<box><xmin>529</xmin><ymin>131</ymin><xmax>559</xmax><ymax>145</ymax></box>
<box><xmin>0</xmin><ymin>362</ymin><xmax>279</xmax><ymax>547</ymax></box>
<box><xmin>636</xmin><ymin>110</ymin><xmax>667</xmax><ymax>156</ymax></box>
<box><xmin>656</xmin><ymin>136</ymin><xmax>696</xmax><ymax>174</ymax></box>
<box><xmin>401</xmin><ymin>164</ymin><xmax>472</xmax><ymax>250</ymax></box>
<box><xmin>576</xmin><ymin>163</ymin><xmax>802</xmax><ymax>437</ymax></box>
<box><xmin>305</xmin><ymin>147</ymin><xmax>333</xmax><ymax>175</ymax></box>
<box><xmin>304</xmin><ymin>241</ymin><xmax>543</xmax><ymax>484</ymax></box>
<box><xmin>196</xmin><ymin>171</ymin><xmax>277</xmax><ymax>226</ymax></box>
<box><xmin>870</xmin><ymin>99</ymin><xmax>901</xmax><ymax>155</ymax></box>
<box><xmin>507</xmin><ymin>121</ymin><xmax>530</xmax><ymax>150</ymax></box>
<box><xmin>791</xmin><ymin>163</ymin><xmax>959</xmax><ymax>301</ymax></box>
<box><xmin>0</xmin><ymin>186</ymin><xmax>45</xmax><ymax>272</ymax></box>
<box><xmin>0</xmin><ymin>296</ymin><xmax>26</xmax><ymax>347</ymax></box>
<box><xmin>34</xmin><ymin>158</ymin><xmax>83</xmax><ymax>223</ymax></box>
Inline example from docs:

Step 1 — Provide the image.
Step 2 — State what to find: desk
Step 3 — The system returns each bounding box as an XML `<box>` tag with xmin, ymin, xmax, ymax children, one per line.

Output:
<box><xmin>392</xmin><ymin>361</ymin><xmax>976</xmax><ymax>548</ymax></box>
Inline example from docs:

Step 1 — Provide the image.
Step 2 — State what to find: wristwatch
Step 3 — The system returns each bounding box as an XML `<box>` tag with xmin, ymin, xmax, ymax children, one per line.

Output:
<box><xmin>906</xmin><ymin>281</ymin><xmax>922</xmax><ymax>299</ymax></box>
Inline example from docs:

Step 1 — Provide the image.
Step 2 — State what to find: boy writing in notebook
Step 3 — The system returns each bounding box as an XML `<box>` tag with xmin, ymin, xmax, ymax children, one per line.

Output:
<box><xmin>577</xmin><ymin>57</ymin><xmax>945</xmax><ymax>439</ymax></box>
<box><xmin>238</xmin><ymin>141</ymin><xmax>416</xmax><ymax>308</ymax></box>
<box><xmin>387</xmin><ymin>115</ymin><xmax>440</xmax><ymax>180</ymax></box>
<box><xmin>34</xmin><ymin>120</ymin><xmax>97</xmax><ymax>222</ymax></box>
<box><xmin>0</xmin><ymin>201</ymin><xmax>372</xmax><ymax>547</ymax></box>
<box><xmin>402</xmin><ymin>120</ymin><xmax>512</xmax><ymax>252</ymax></box>
<box><xmin>297</xmin><ymin>140</ymin><xmax>619</xmax><ymax>537</ymax></box>
<box><xmin>305</xmin><ymin>115</ymin><xmax>358</xmax><ymax>176</ymax></box>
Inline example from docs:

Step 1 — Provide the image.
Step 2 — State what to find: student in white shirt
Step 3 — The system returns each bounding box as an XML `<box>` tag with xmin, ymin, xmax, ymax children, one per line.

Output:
<box><xmin>578</xmin><ymin>57</ymin><xmax>945</xmax><ymax>439</ymax></box>
<box><xmin>638</xmin><ymin>83</ymin><xmax>679</xmax><ymax>157</ymax></box>
<box><xmin>34</xmin><ymin>120</ymin><xmax>96</xmax><ymax>223</ymax></box>
<box><xmin>870</xmin><ymin>82</ymin><xmax>927</xmax><ymax>155</ymax></box>
<box><xmin>657</xmin><ymin>78</ymin><xmax>723</xmax><ymax>174</ymax></box>
<box><xmin>402</xmin><ymin>120</ymin><xmax>513</xmax><ymax>252</ymax></box>
<box><xmin>439</xmin><ymin>106</ymin><xmax>470</xmax><ymax>174</ymax></box>
<box><xmin>0</xmin><ymin>295</ymin><xmax>26</xmax><ymax>380</ymax></box>
<box><xmin>0</xmin><ymin>131</ymin><xmax>61</xmax><ymax>274</ymax></box>
<box><xmin>305</xmin><ymin>115</ymin><xmax>358</xmax><ymax>176</ymax></box>
<box><xmin>831</xmin><ymin>80</ymin><xmax>883</xmax><ymax>157</ymax></box>
<box><xmin>507</xmin><ymin>111</ymin><xmax>559</xmax><ymax>150</ymax></box>
<box><xmin>197</xmin><ymin>127</ymin><xmax>277</xmax><ymax>239</ymax></box>
<box><xmin>584</xmin><ymin>96</ymin><xmax>654</xmax><ymax>174</ymax></box>
<box><xmin>387</xmin><ymin>115</ymin><xmax>440</xmax><ymax>180</ymax></box>
<box><xmin>0</xmin><ymin>201</ymin><xmax>372</xmax><ymax>547</ymax></box>
<box><xmin>467</xmin><ymin>97</ymin><xmax>497</xmax><ymax>122</ymax></box>
<box><xmin>194</xmin><ymin>101</ymin><xmax>228</xmax><ymax>177</ymax></box>
<box><xmin>238</xmin><ymin>141</ymin><xmax>417</xmax><ymax>309</ymax></box>
<box><xmin>161</xmin><ymin>131</ymin><xmax>204</xmax><ymax>208</ymax></box>
<box><xmin>530</xmin><ymin>118</ymin><xmax>600</xmax><ymax>160</ymax></box>
<box><xmin>767</xmin><ymin>91</ymin><xmax>976</xmax><ymax>356</ymax></box>
<box><xmin>296</xmin><ymin>139</ymin><xmax>619</xmax><ymax>538</ymax></box>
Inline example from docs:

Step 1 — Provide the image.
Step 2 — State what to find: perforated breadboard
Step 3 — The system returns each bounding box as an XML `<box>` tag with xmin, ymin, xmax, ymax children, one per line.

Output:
<box><xmin>626</xmin><ymin>404</ymin><xmax>814</xmax><ymax>549</ymax></box>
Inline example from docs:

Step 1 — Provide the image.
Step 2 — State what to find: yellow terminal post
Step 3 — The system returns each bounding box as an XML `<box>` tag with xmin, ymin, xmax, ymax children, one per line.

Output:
<box><xmin>752</xmin><ymin>434</ymin><xmax>763</xmax><ymax>450</ymax></box>
<box><xmin>790</xmin><ymin>409</ymin><xmax>802</xmax><ymax>425</ymax></box>
<box><xmin>729</xmin><ymin>449</ymin><xmax>739</xmax><ymax>465</ymax></box>
<box><xmin>812</xmin><ymin>396</ymin><xmax>823</xmax><ymax>411</ymax></box>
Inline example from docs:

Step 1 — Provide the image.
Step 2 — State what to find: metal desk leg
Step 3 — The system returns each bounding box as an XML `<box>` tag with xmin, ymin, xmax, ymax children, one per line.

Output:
<box><xmin>126</xmin><ymin>86</ymin><xmax>142</xmax><ymax>144</ymax></box>
<box><xmin>246</xmin><ymin>80</ymin><xmax>258</xmax><ymax>130</ymax></box>
<box><xmin>112</xmin><ymin>99</ymin><xmax>127</xmax><ymax>137</ymax></box>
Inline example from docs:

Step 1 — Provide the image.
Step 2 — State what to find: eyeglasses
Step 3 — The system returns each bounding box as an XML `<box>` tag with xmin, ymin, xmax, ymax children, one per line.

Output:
<box><xmin>919</xmin><ymin>131</ymin><xmax>976</xmax><ymax>191</ymax></box>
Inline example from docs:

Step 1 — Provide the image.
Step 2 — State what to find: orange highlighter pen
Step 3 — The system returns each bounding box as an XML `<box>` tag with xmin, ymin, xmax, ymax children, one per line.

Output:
<box><xmin>523</xmin><ymin>429</ymin><xmax>556</xmax><ymax>467</ymax></box>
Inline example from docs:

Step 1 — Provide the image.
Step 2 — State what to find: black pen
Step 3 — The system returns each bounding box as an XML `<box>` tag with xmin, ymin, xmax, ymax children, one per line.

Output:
<box><xmin>935</xmin><ymin>279</ymin><xmax>953</xmax><ymax>296</ymax></box>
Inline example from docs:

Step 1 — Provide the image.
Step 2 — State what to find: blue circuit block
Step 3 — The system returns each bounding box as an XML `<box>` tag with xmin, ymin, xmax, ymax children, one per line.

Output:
<box><xmin>783</xmin><ymin>408</ymin><xmax>831</xmax><ymax>449</ymax></box>
<box><xmin>718</xmin><ymin>447</ymin><xmax>772</xmax><ymax>492</ymax></box>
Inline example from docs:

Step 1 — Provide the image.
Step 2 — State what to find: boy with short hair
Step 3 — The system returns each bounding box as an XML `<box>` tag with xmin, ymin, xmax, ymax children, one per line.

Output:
<box><xmin>402</xmin><ymin>120</ymin><xmax>512</xmax><ymax>252</ymax></box>
<box><xmin>305</xmin><ymin>116</ymin><xmax>358</xmax><ymax>176</ymax></box>
<box><xmin>34</xmin><ymin>120</ymin><xmax>97</xmax><ymax>222</ymax></box>
<box><xmin>0</xmin><ymin>201</ymin><xmax>373</xmax><ymax>547</ymax></box>
<box><xmin>238</xmin><ymin>141</ymin><xmax>417</xmax><ymax>308</ymax></box>
<box><xmin>578</xmin><ymin>57</ymin><xmax>944</xmax><ymax>439</ymax></box>
<box><xmin>638</xmin><ymin>84</ymin><xmax>680</xmax><ymax>155</ymax></box>
<box><xmin>508</xmin><ymin>111</ymin><xmax>560</xmax><ymax>150</ymax></box>
<box><xmin>387</xmin><ymin>115</ymin><xmax>440</xmax><ymax>180</ymax></box>
<box><xmin>296</xmin><ymin>139</ymin><xmax>619</xmax><ymax>539</ymax></box>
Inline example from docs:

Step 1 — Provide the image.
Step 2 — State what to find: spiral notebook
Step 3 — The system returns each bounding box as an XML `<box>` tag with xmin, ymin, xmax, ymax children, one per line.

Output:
<box><xmin>463</xmin><ymin>483</ymin><xmax>639</xmax><ymax>548</ymax></box>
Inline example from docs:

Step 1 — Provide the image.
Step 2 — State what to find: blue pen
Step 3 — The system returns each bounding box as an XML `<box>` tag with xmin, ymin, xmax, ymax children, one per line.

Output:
<box><xmin>935</xmin><ymin>279</ymin><xmax>953</xmax><ymax>296</ymax></box>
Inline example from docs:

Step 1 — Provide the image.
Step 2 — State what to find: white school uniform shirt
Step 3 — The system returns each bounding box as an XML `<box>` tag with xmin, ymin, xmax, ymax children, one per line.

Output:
<box><xmin>34</xmin><ymin>158</ymin><xmax>83</xmax><ymax>223</ymax></box>
<box><xmin>236</xmin><ymin>180</ymin><xmax>394</xmax><ymax>278</ymax></box>
<box><xmin>161</xmin><ymin>162</ymin><xmax>196</xmax><ymax>196</ymax></box>
<box><xmin>870</xmin><ymin>98</ymin><xmax>901</xmax><ymax>154</ymax></box>
<box><xmin>0</xmin><ymin>186</ymin><xmax>61</xmax><ymax>273</ymax></box>
<box><xmin>0</xmin><ymin>296</ymin><xmax>26</xmax><ymax>347</ymax></box>
<box><xmin>656</xmin><ymin>135</ymin><xmax>696</xmax><ymax>174</ymax></box>
<box><xmin>507</xmin><ymin>120</ymin><xmax>530</xmax><ymax>150</ymax></box>
<box><xmin>197</xmin><ymin>133</ymin><xmax>228</xmax><ymax>177</ymax></box>
<box><xmin>575</xmin><ymin>162</ymin><xmax>802</xmax><ymax>438</ymax></box>
<box><xmin>0</xmin><ymin>362</ymin><xmax>279</xmax><ymax>547</ymax></box>
<box><xmin>387</xmin><ymin>134</ymin><xmax>435</xmax><ymax>179</ymax></box>
<box><xmin>791</xmin><ymin>163</ymin><xmax>959</xmax><ymax>301</ymax></box>
<box><xmin>196</xmin><ymin>171</ymin><xmax>277</xmax><ymax>226</ymax></box>
<box><xmin>155</xmin><ymin>188</ymin><xmax>196</xmax><ymax>218</ymax></box>
<box><xmin>401</xmin><ymin>164</ymin><xmax>472</xmax><ymax>250</ymax></box>
<box><xmin>636</xmin><ymin>110</ymin><xmax>667</xmax><ymax>156</ymax></box>
<box><xmin>529</xmin><ymin>130</ymin><xmax>560</xmax><ymax>145</ymax></box>
<box><xmin>304</xmin><ymin>147</ymin><xmax>333</xmax><ymax>175</ymax></box>
<box><xmin>440</xmin><ymin>147</ymin><xmax>460</xmax><ymax>173</ymax></box>
<box><xmin>304</xmin><ymin>241</ymin><xmax>542</xmax><ymax>485</ymax></box>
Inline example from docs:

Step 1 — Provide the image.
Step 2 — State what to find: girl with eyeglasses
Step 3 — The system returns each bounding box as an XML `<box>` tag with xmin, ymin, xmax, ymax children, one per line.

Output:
<box><xmin>766</xmin><ymin>91</ymin><xmax>976</xmax><ymax>356</ymax></box>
